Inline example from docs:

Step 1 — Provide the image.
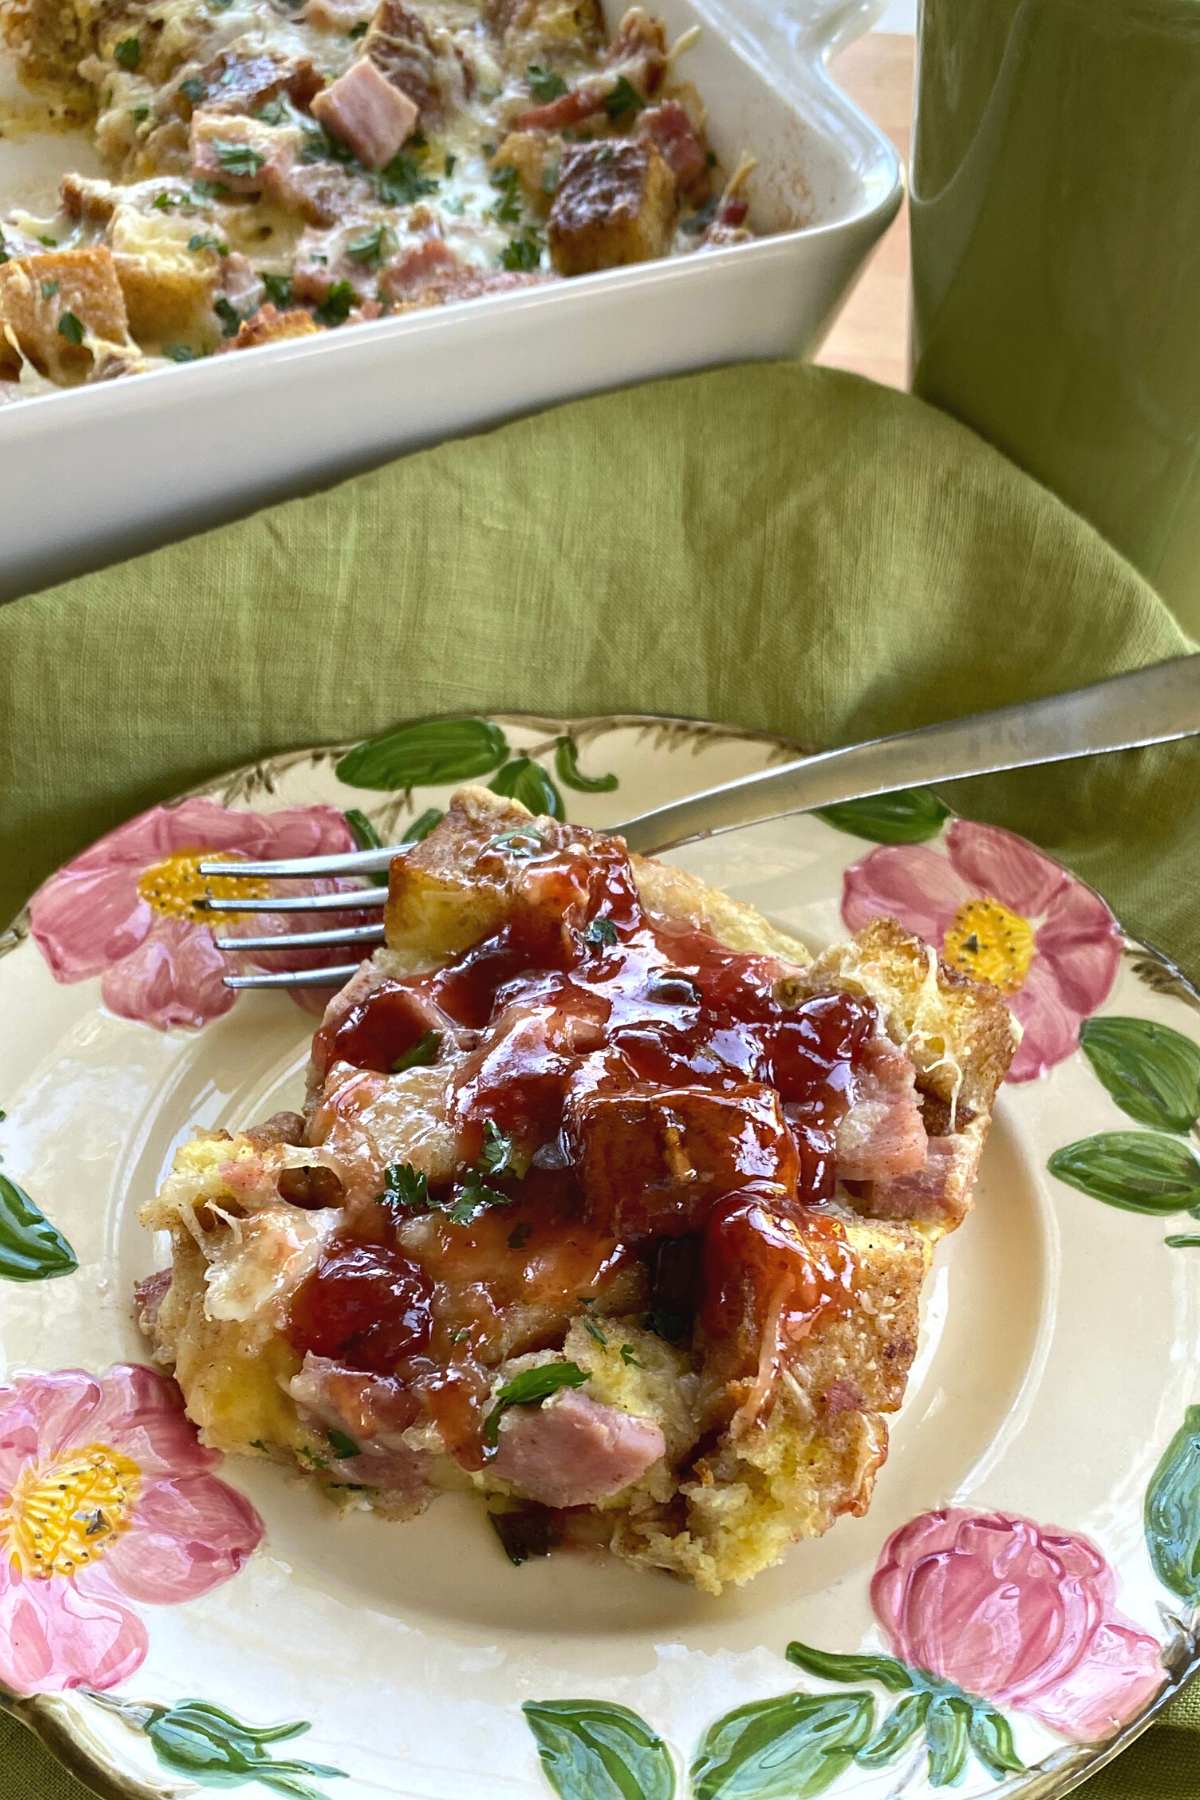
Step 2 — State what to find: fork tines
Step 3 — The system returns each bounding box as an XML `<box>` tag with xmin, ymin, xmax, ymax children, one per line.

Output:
<box><xmin>198</xmin><ymin>842</ymin><xmax>399</xmax><ymax>988</ymax></box>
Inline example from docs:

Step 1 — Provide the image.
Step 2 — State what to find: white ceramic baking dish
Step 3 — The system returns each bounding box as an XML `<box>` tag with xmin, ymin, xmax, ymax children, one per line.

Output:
<box><xmin>0</xmin><ymin>0</ymin><xmax>901</xmax><ymax>601</ymax></box>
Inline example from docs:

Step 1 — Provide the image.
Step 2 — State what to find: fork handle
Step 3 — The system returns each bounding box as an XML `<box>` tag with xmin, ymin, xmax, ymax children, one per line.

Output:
<box><xmin>618</xmin><ymin>655</ymin><xmax>1200</xmax><ymax>854</ymax></box>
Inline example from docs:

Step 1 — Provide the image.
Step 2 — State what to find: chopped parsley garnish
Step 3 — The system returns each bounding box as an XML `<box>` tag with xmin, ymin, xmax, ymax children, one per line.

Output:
<box><xmin>706</xmin><ymin>149</ymin><xmax>717</xmax><ymax>167</ymax></box>
<box><xmin>214</xmin><ymin>139</ymin><xmax>266</xmax><ymax>177</ymax></box>
<box><xmin>449</xmin><ymin>1325</ymin><xmax>472</xmax><ymax>1344</ymax></box>
<box><xmin>207</xmin><ymin>0</ymin><xmax>234</xmax><ymax>12</ymax></box>
<box><xmin>0</xmin><ymin>238</ymin><xmax>8</xmax><ymax>265</ymax></box>
<box><xmin>507</xmin><ymin>1221</ymin><xmax>532</xmax><ymax>1250</ymax></box>
<box><xmin>57</xmin><ymin>311</ymin><xmax>85</xmax><ymax>346</ymax></box>
<box><xmin>581</xmin><ymin>1316</ymin><xmax>608</xmax><ymax>1347</ymax></box>
<box><xmin>620</xmin><ymin>1344</ymin><xmax>643</xmax><ymax>1368</ymax></box>
<box><xmin>526</xmin><ymin>63</ymin><xmax>567</xmax><ymax>102</ymax></box>
<box><xmin>114</xmin><ymin>35</ymin><xmax>141</xmax><ymax>69</ymax></box>
<box><xmin>192</xmin><ymin>178</ymin><xmax>229</xmax><ymax>199</ymax></box>
<box><xmin>315</xmin><ymin>279</ymin><xmax>356</xmax><ymax>325</ymax></box>
<box><xmin>38</xmin><ymin>234</ymin><xmax>58</xmax><ymax>247</ymax></box>
<box><xmin>327</xmin><ymin>1428</ymin><xmax>361</xmax><ymax>1458</ymax></box>
<box><xmin>409</xmin><ymin>129</ymin><xmax>427</xmax><ymax>150</ymax></box>
<box><xmin>392</xmin><ymin>1029</ymin><xmax>442</xmax><ymax>1074</ymax></box>
<box><xmin>442</xmin><ymin>195</ymin><xmax>466</xmax><ymax>216</ymax></box>
<box><xmin>348</xmin><ymin>18</ymin><xmax>368</xmax><ymax>34</ymax></box>
<box><xmin>180</xmin><ymin>75</ymin><xmax>205</xmax><ymax>103</ymax></box>
<box><xmin>443</xmin><ymin>151</ymin><xmax>456</xmax><ymax>176</ymax></box>
<box><xmin>604</xmin><ymin>75</ymin><xmax>644</xmax><ymax>120</ymax></box>
<box><xmin>381</xmin><ymin>1161</ymin><xmax>430</xmax><ymax>1212</ymax></box>
<box><xmin>478</xmin><ymin>1119</ymin><xmax>519</xmax><ymax>1179</ymax></box>
<box><xmin>541</xmin><ymin>159</ymin><xmax>560</xmax><ymax>195</ymax></box>
<box><xmin>500</xmin><ymin>230</ymin><xmax>542</xmax><ymax>272</ymax></box>
<box><xmin>213</xmin><ymin>295</ymin><xmax>242</xmax><ymax>336</ymax></box>
<box><xmin>584</xmin><ymin>916</ymin><xmax>618</xmax><ymax>947</ymax></box>
<box><xmin>256</xmin><ymin>97</ymin><xmax>288</xmax><ymax>125</ymax></box>
<box><xmin>301</xmin><ymin>123</ymin><xmax>357</xmax><ymax>166</ymax></box>
<box><xmin>260</xmin><ymin>271</ymin><xmax>294</xmax><ymax>306</ymax></box>
<box><xmin>40</xmin><ymin>279</ymin><xmax>59</xmax><ymax>299</ymax></box>
<box><xmin>377</xmin><ymin>150</ymin><xmax>437</xmax><ymax>204</ymax></box>
<box><xmin>483</xmin><ymin>1362</ymin><xmax>588</xmax><ymax>1448</ymax></box>
<box><xmin>131</xmin><ymin>103</ymin><xmax>151</xmax><ymax>122</ymax></box>
<box><xmin>164</xmin><ymin>344</ymin><xmax>198</xmax><ymax>361</ymax></box>
<box><xmin>489</xmin><ymin>164</ymin><xmax>522</xmax><ymax>224</ymax></box>
<box><xmin>347</xmin><ymin>223</ymin><xmax>394</xmax><ymax>265</ymax></box>
<box><xmin>0</xmin><ymin>1110</ymin><xmax>6</xmax><ymax>1122</ymax></box>
<box><xmin>188</xmin><ymin>232</ymin><xmax>228</xmax><ymax>255</ymax></box>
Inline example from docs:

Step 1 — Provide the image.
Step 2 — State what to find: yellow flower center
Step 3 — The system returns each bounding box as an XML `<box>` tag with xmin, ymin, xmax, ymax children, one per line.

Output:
<box><xmin>942</xmin><ymin>897</ymin><xmax>1036</xmax><ymax>994</ymax></box>
<box><xmin>137</xmin><ymin>850</ymin><xmax>270</xmax><ymax>926</ymax></box>
<box><xmin>3</xmin><ymin>1444</ymin><xmax>141</xmax><ymax>1580</ymax></box>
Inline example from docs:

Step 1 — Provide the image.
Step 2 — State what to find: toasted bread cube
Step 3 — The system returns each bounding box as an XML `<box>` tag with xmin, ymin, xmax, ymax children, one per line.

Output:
<box><xmin>548</xmin><ymin>139</ymin><xmax>676</xmax><ymax>274</ymax></box>
<box><xmin>220</xmin><ymin>305</ymin><xmax>322</xmax><ymax>351</ymax></box>
<box><xmin>492</xmin><ymin>130</ymin><xmax>563</xmax><ymax>214</ymax></box>
<box><xmin>0</xmin><ymin>247</ymin><xmax>130</xmax><ymax>381</ymax></box>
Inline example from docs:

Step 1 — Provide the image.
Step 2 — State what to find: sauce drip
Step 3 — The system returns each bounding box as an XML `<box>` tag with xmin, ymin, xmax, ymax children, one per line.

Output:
<box><xmin>290</xmin><ymin>826</ymin><xmax>878</xmax><ymax>1462</ymax></box>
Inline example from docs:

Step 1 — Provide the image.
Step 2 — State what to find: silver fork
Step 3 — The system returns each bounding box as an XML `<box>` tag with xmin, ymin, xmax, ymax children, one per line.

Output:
<box><xmin>199</xmin><ymin>655</ymin><xmax>1200</xmax><ymax>991</ymax></box>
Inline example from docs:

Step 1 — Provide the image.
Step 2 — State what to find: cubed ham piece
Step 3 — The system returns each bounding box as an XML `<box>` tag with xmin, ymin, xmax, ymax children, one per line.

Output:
<box><xmin>289</xmin><ymin>1353</ymin><xmax>432</xmax><ymax>1506</ymax></box>
<box><xmin>378</xmin><ymin>236</ymin><xmax>463</xmax><ymax>301</ymax></box>
<box><xmin>637</xmin><ymin>101</ymin><xmax>709</xmax><ymax>199</ymax></box>
<box><xmin>852</xmin><ymin>1132</ymin><xmax>980</xmax><ymax>1232</ymax></box>
<box><xmin>312</xmin><ymin>57</ymin><xmax>419</xmax><ymax>169</ymax></box>
<box><xmin>568</xmin><ymin>1078</ymin><xmax>798</xmax><ymax>1239</ymax></box>
<box><xmin>490</xmin><ymin>1387</ymin><xmax>664</xmax><ymax>1506</ymax></box>
<box><xmin>835</xmin><ymin>1031</ymin><xmax>927</xmax><ymax>1182</ymax></box>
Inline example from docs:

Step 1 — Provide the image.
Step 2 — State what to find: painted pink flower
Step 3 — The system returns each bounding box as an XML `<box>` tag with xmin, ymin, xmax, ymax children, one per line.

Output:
<box><xmin>872</xmin><ymin>1508</ymin><xmax>1163</xmax><ymax>1743</ymax></box>
<box><xmin>0</xmin><ymin>1364</ymin><xmax>262</xmax><ymax>1695</ymax></box>
<box><xmin>30</xmin><ymin>798</ymin><xmax>360</xmax><ymax>1030</ymax></box>
<box><xmin>842</xmin><ymin>819</ymin><xmax>1121</xmax><ymax>1080</ymax></box>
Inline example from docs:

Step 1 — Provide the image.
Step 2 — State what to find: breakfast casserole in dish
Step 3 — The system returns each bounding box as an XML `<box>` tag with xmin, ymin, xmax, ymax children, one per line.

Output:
<box><xmin>137</xmin><ymin>788</ymin><xmax>1019</xmax><ymax>1593</ymax></box>
<box><xmin>0</xmin><ymin>0</ymin><xmax>752</xmax><ymax>391</ymax></box>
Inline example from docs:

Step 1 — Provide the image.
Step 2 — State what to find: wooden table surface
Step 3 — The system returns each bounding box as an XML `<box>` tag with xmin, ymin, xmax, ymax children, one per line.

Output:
<box><xmin>815</xmin><ymin>32</ymin><xmax>914</xmax><ymax>390</ymax></box>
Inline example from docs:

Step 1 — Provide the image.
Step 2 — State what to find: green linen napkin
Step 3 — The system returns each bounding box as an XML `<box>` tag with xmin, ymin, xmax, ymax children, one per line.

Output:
<box><xmin>0</xmin><ymin>362</ymin><xmax>1197</xmax><ymax>1800</ymax></box>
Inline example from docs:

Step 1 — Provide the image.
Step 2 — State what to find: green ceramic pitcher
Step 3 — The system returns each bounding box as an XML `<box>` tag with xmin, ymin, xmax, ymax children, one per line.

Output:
<box><xmin>910</xmin><ymin>0</ymin><xmax>1200</xmax><ymax>637</ymax></box>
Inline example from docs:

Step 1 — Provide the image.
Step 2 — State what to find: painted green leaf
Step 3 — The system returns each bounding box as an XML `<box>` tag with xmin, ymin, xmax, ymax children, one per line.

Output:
<box><xmin>402</xmin><ymin>806</ymin><xmax>444</xmax><ymax>843</ymax></box>
<box><xmin>691</xmin><ymin>1691</ymin><xmax>874</xmax><ymax>1800</ymax></box>
<box><xmin>1145</xmin><ymin>1404</ymin><xmax>1200</xmax><ymax>1604</ymax></box>
<box><xmin>1080</xmin><ymin>1017</ymin><xmax>1200</xmax><ymax>1132</ymax></box>
<box><xmin>1047</xmin><ymin>1131</ymin><xmax>1200</xmax><ymax>1213</ymax></box>
<box><xmin>0</xmin><ymin>1173</ymin><xmax>78</xmax><ymax>1281</ymax></box>
<box><xmin>966</xmin><ymin>1706</ymin><xmax>1024</xmax><ymax>1778</ymax></box>
<box><xmin>336</xmin><ymin>718</ymin><xmax>508</xmax><ymax>789</ymax></box>
<box><xmin>522</xmin><ymin>1699</ymin><xmax>675</xmax><ymax>1800</ymax></box>
<box><xmin>924</xmin><ymin>1695</ymin><xmax>970</xmax><ymax>1787</ymax></box>
<box><xmin>785</xmin><ymin>1641</ymin><xmax>913</xmax><ymax>1693</ymax></box>
<box><xmin>1165</xmin><ymin>1233</ymin><xmax>1200</xmax><ymax>1248</ymax></box>
<box><xmin>815</xmin><ymin>788</ymin><xmax>950</xmax><ymax>845</ymax></box>
<box><xmin>145</xmin><ymin>1701</ymin><xmax>345</xmax><ymax>1794</ymax></box>
<box><xmin>490</xmin><ymin>756</ymin><xmax>565</xmax><ymax>820</ymax></box>
<box><xmin>555</xmin><ymin>736</ymin><xmax>618</xmax><ymax>793</ymax></box>
<box><xmin>854</xmin><ymin>1691</ymin><xmax>930</xmax><ymax>1768</ymax></box>
<box><xmin>342</xmin><ymin>808</ymin><xmax>389</xmax><ymax>886</ymax></box>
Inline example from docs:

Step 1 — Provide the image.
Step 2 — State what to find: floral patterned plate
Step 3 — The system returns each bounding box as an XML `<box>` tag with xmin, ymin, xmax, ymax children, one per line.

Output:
<box><xmin>2</xmin><ymin>713</ymin><xmax>1199</xmax><ymax>1800</ymax></box>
